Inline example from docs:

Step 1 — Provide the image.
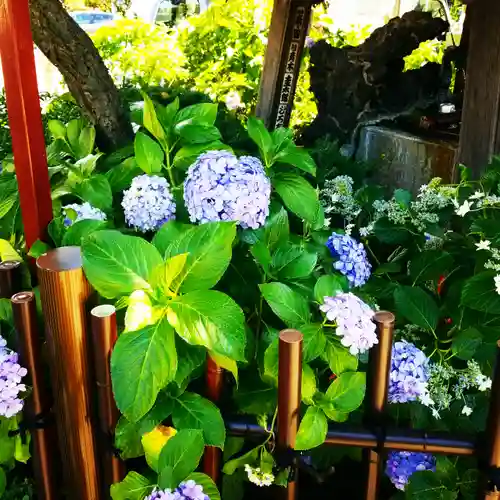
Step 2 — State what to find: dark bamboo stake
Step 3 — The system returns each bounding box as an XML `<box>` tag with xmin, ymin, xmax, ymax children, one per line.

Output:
<box><xmin>11</xmin><ymin>291</ymin><xmax>58</xmax><ymax>500</ymax></box>
<box><xmin>482</xmin><ymin>340</ymin><xmax>500</xmax><ymax>499</ymax></box>
<box><xmin>90</xmin><ymin>304</ymin><xmax>125</xmax><ymax>494</ymax></box>
<box><xmin>37</xmin><ymin>247</ymin><xmax>101</xmax><ymax>500</ymax></box>
<box><xmin>203</xmin><ymin>356</ymin><xmax>224</xmax><ymax>483</ymax></box>
<box><xmin>0</xmin><ymin>260</ymin><xmax>22</xmax><ymax>298</ymax></box>
<box><xmin>364</xmin><ymin>311</ymin><xmax>395</xmax><ymax>500</ymax></box>
<box><xmin>277</xmin><ymin>329</ymin><xmax>303</xmax><ymax>500</ymax></box>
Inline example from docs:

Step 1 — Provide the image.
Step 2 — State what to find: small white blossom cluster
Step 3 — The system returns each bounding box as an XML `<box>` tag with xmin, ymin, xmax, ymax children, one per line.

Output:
<box><xmin>320</xmin><ymin>175</ymin><xmax>361</xmax><ymax>222</ymax></box>
<box><xmin>472</xmin><ymin>242</ymin><xmax>500</xmax><ymax>295</ymax></box>
<box><xmin>359</xmin><ymin>179</ymin><xmax>454</xmax><ymax>236</ymax></box>
<box><xmin>244</xmin><ymin>465</ymin><xmax>274</xmax><ymax>487</ymax></box>
<box><xmin>423</xmin><ymin>360</ymin><xmax>492</xmax><ymax>418</ymax></box>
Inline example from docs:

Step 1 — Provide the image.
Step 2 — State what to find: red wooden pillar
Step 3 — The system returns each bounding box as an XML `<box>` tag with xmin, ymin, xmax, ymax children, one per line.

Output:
<box><xmin>0</xmin><ymin>0</ymin><xmax>52</xmax><ymax>247</ymax></box>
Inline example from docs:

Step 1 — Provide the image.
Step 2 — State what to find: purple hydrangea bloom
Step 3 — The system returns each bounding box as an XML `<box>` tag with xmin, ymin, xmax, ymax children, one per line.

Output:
<box><xmin>63</xmin><ymin>202</ymin><xmax>107</xmax><ymax>227</ymax></box>
<box><xmin>389</xmin><ymin>341</ymin><xmax>429</xmax><ymax>404</ymax></box>
<box><xmin>305</xmin><ymin>36</ymin><xmax>315</xmax><ymax>49</ymax></box>
<box><xmin>122</xmin><ymin>174</ymin><xmax>176</xmax><ymax>232</ymax></box>
<box><xmin>326</xmin><ymin>233</ymin><xmax>371</xmax><ymax>287</ymax></box>
<box><xmin>319</xmin><ymin>293</ymin><xmax>378</xmax><ymax>355</ymax></box>
<box><xmin>184</xmin><ymin>151</ymin><xmax>271</xmax><ymax>229</ymax></box>
<box><xmin>0</xmin><ymin>336</ymin><xmax>27</xmax><ymax>418</ymax></box>
<box><xmin>386</xmin><ymin>451</ymin><xmax>436</xmax><ymax>490</ymax></box>
<box><xmin>145</xmin><ymin>481</ymin><xmax>209</xmax><ymax>500</ymax></box>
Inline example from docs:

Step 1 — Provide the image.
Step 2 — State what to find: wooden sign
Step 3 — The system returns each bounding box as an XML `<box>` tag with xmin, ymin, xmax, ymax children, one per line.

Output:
<box><xmin>256</xmin><ymin>0</ymin><xmax>320</xmax><ymax>129</ymax></box>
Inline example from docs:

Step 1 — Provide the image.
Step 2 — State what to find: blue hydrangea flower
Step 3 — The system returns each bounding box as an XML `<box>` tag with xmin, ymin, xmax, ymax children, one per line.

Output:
<box><xmin>145</xmin><ymin>480</ymin><xmax>209</xmax><ymax>500</ymax></box>
<box><xmin>320</xmin><ymin>293</ymin><xmax>378</xmax><ymax>355</ymax></box>
<box><xmin>184</xmin><ymin>151</ymin><xmax>271</xmax><ymax>229</ymax></box>
<box><xmin>326</xmin><ymin>233</ymin><xmax>372</xmax><ymax>287</ymax></box>
<box><xmin>0</xmin><ymin>336</ymin><xmax>27</xmax><ymax>418</ymax></box>
<box><xmin>386</xmin><ymin>451</ymin><xmax>436</xmax><ymax>490</ymax></box>
<box><xmin>122</xmin><ymin>174</ymin><xmax>176</xmax><ymax>232</ymax></box>
<box><xmin>389</xmin><ymin>341</ymin><xmax>430</xmax><ymax>404</ymax></box>
<box><xmin>63</xmin><ymin>202</ymin><xmax>107</xmax><ymax>227</ymax></box>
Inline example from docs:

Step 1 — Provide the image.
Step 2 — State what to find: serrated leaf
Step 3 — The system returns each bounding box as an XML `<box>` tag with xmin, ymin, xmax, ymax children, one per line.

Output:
<box><xmin>274</xmin><ymin>145</ymin><xmax>317</xmax><ymax>176</ymax></box>
<box><xmin>410</xmin><ymin>251</ymin><xmax>453</xmax><ymax>284</ymax></box>
<box><xmin>452</xmin><ymin>328</ymin><xmax>482</xmax><ymax>360</ymax></box>
<box><xmin>110</xmin><ymin>472</ymin><xmax>153</xmax><ymax>500</ymax></box>
<box><xmin>155</xmin><ymin>222</ymin><xmax>236</xmax><ymax>292</ymax></box>
<box><xmin>142</xmin><ymin>425</ymin><xmax>177</xmax><ymax>472</ymax></box>
<box><xmin>134</xmin><ymin>132</ymin><xmax>164</xmax><ymax>174</ymax></box>
<box><xmin>75</xmin><ymin>174</ymin><xmax>113</xmax><ymax>210</ymax></box>
<box><xmin>295</xmin><ymin>407</ymin><xmax>327</xmax><ymax>450</ymax></box>
<box><xmin>314</xmin><ymin>275</ymin><xmax>346</xmax><ymax>303</ymax></box>
<box><xmin>172</xmin><ymin>392</ymin><xmax>225</xmax><ymax>448</ymax></box>
<box><xmin>325</xmin><ymin>372</ymin><xmax>366</xmax><ymax>413</ymax></box>
<box><xmin>300</xmin><ymin>323</ymin><xmax>326</xmax><ymax>363</ymax></box>
<box><xmin>187</xmin><ymin>473</ymin><xmax>221</xmax><ymax>500</ymax></box>
<box><xmin>259</xmin><ymin>282</ymin><xmax>310</xmax><ymax>327</ymax></box>
<box><xmin>322</xmin><ymin>340</ymin><xmax>358</xmax><ymax>375</ymax></box>
<box><xmin>405</xmin><ymin>470</ymin><xmax>458</xmax><ymax>499</ymax></box>
<box><xmin>461</xmin><ymin>271</ymin><xmax>500</xmax><ymax>314</ymax></box>
<box><xmin>62</xmin><ymin>219</ymin><xmax>108</xmax><ymax>247</ymax></box>
<box><xmin>82</xmin><ymin>230</ymin><xmax>163</xmax><ymax>299</ymax></box>
<box><xmin>142</xmin><ymin>93</ymin><xmax>166</xmax><ymax>146</ymax></box>
<box><xmin>167</xmin><ymin>290</ymin><xmax>246</xmax><ymax>361</ymax></box>
<box><xmin>394</xmin><ymin>286</ymin><xmax>439</xmax><ymax>332</ymax></box>
<box><xmin>158</xmin><ymin>429</ymin><xmax>205</xmax><ymax>488</ymax></box>
<box><xmin>111</xmin><ymin>318</ymin><xmax>177</xmax><ymax>422</ymax></box>
<box><xmin>178</xmin><ymin>124</ymin><xmax>221</xmax><ymax>144</ymax></box>
<box><xmin>273</xmin><ymin>173</ymin><xmax>321</xmax><ymax>225</ymax></box>
<box><xmin>223</xmin><ymin>447</ymin><xmax>260</xmax><ymax>475</ymax></box>
<box><xmin>247</xmin><ymin>116</ymin><xmax>273</xmax><ymax>159</ymax></box>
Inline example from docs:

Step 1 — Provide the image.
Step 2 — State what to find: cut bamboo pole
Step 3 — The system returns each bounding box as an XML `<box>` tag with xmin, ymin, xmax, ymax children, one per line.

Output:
<box><xmin>0</xmin><ymin>260</ymin><xmax>22</xmax><ymax>298</ymax></box>
<box><xmin>203</xmin><ymin>356</ymin><xmax>224</xmax><ymax>483</ymax></box>
<box><xmin>364</xmin><ymin>311</ymin><xmax>395</xmax><ymax>500</ymax></box>
<box><xmin>11</xmin><ymin>291</ymin><xmax>58</xmax><ymax>500</ymax></box>
<box><xmin>90</xmin><ymin>304</ymin><xmax>125</xmax><ymax>494</ymax></box>
<box><xmin>37</xmin><ymin>247</ymin><xmax>100</xmax><ymax>500</ymax></box>
<box><xmin>482</xmin><ymin>340</ymin><xmax>500</xmax><ymax>499</ymax></box>
<box><xmin>277</xmin><ymin>329</ymin><xmax>303</xmax><ymax>500</ymax></box>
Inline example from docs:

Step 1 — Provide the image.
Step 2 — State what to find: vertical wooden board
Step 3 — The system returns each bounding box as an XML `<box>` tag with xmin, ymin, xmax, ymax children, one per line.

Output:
<box><xmin>0</xmin><ymin>0</ymin><xmax>52</xmax><ymax>247</ymax></box>
<box><xmin>457</xmin><ymin>0</ymin><xmax>500</xmax><ymax>176</ymax></box>
<box><xmin>256</xmin><ymin>0</ymin><xmax>316</xmax><ymax>129</ymax></box>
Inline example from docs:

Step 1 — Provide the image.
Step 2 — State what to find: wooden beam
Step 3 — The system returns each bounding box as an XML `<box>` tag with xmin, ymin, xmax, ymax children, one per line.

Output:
<box><xmin>0</xmin><ymin>0</ymin><xmax>52</xmax><ymax>247</ymax></box>
<box><xmin>457</xmin><ymin>0</ymin><xmax>500</xmax><ymax>176</ymax></box>
<box><xmin>256</xmin><ymin>0</ymin><xmax>319</xmax><ymax>129</ymax></box>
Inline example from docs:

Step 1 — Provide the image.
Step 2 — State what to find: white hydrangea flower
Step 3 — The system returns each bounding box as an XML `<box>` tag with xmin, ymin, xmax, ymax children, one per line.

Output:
<box><xmin>455</xmin><ymin>200</ymin><xmax>472</xmax><ymax>217</ymax></box>
<box><xmin>495</xmin><ymin>275</ymin><xmax>500</xmax><ymax>295</ymax></box>
<box><xmin>470</xmin><ymin>191</ymin><xmax>485</xmax><ymax>200</ymax></box>
<box><xmin>476</xmin><ymin>240</ymin><xmax>491</xmax><ymax>251</ymax></box>
<box><xmin>461</xmin><ymin>405</ymin><xmax>473</xmax><ymax>416</ymax></box>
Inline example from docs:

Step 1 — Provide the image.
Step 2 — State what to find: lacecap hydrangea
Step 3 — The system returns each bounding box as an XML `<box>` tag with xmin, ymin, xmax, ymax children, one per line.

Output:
<box><xmin>320</xmin><ymin>293</ymin><xmax>378</xmax><ymax>355</ymax></box>
<box><xmin>122</xmin><ymin>174</ymin><xmax>176</xmax><ymax>232</ymax></box>
<box><xmin>63</xmin><ymin>202</ymin><xmax>107</xmax><ymax>227</ymax></box>
<box><xmin>386</xmin><ymin>451</ymin><xmax>436</xmax><ymax>490</ymax></box>
<box><xmin>145</xmin><ymin>480</ymin><xmax>209</xmax><ymax>500</ymax></box>
<box><xmin>184</xmin><ymin>151</ymin><xmax>271</xmax><ymax>229</ymax></box>
<box><xmin>0</xmin><ymin>336</ymin><xmax>28</xmax><ymax>418</ymax></box>
<box><xmin>389</xmin><ymin>341</ymin><xmax>430</xmax><ymax>404</ymax></box>
<box><xmin>326</xmin><ymin>233</ymin><xmax>371</xmax><ymax>287</ymax></box>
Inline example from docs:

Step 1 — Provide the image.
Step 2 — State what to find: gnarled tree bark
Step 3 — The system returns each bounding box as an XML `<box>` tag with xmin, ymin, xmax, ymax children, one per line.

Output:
<box><xmin>29</xmin><ymin>0</ymin><xmax>133</xmax><ymax>151</ymax></box>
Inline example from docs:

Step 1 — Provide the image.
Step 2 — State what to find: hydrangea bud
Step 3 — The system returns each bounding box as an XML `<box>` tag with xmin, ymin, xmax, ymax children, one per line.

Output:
<box><xmin>326</xmin><ymin>233</ymin><xmax>371</xmax><ymax>287</ymax></box>
<box><xmin>63</xmin><ymin>202</ymin><xmax>106</xmax><ymax>227</ymax></box>
<box><xmin>385</xmin><ymin>451</ymin><xmax>436</xmax><ymax>490</ymax></box>
<box><xmin>122</xmin><ymin>174</ymin><xmax>176</xmax><ymax>232</ymax></box>
<box><xmin>320</xmin><ymin>293</ymin><xmax>378</xmax><ymax>355</ymax></box>
<box><xmin>184</xmin><ymin>151</ymin><xmax>271</xmax><ymax>229</ymax></box>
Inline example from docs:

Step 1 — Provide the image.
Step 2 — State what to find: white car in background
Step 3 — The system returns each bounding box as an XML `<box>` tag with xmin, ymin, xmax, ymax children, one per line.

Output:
<box><xmin>70</xmin><ymin>11</ymin><xmax>118</xmax><ymax>33</ymax></box>
<box><xmin>128</xmin><ymin>0</ymin><xmax>209</xmax><ymax>24</ymax></box>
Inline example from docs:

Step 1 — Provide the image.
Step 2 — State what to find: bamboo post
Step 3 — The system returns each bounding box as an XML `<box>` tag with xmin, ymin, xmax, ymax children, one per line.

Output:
<box><xmin>37</xmin><ymin>247</ymin><xmax>101</xmax><ymax>500</ymax></box>
<box><xmin>90</xmin><ymin>305</ymin><xmax>125</xmax><ymax>494</ymax></box>
<box><xmin>203</xmin><ymin>356</ymin><xmax>224</xmax><ymax>483</ymax></box>
<box><xmin>482</xmin><ymin>340</ymin><xmax>500</xmax><ymax>499</ymax></box>
<box><xmin>0</xmin><ymin>260</ymin><xmax>22</xmax><ymax>298</ymax></box>
<box><xmin>364</xmin><ymin>311</ymin><xmax>395</xmax><ymax>500</ymax></box>
<box><xmin>277</xmin><ymin>329</ymin><xmax>303</xmax><ymax>500</ymax></box>
<box><xmin>11</xmin><ymin>291</ymin><xmax>58</xmax><ymax>500</ymax></box>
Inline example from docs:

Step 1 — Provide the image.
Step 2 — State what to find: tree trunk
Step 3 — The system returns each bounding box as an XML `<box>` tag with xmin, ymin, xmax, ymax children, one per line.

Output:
<box><xmin>29</xmin><ymin>0</ymin><xmax>134</xmax><ymax>151</ymax></box>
